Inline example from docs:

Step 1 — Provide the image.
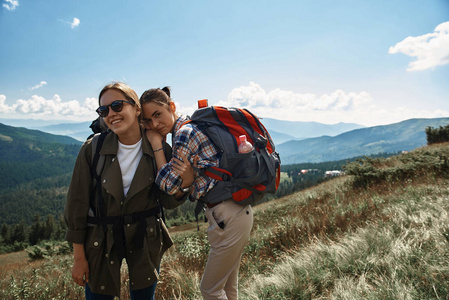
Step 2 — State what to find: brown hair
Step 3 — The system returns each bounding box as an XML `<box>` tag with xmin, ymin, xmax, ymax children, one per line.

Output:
<box><xmin>99</xmin><ymin>82</ymin><xmax>141</xmax><ymax>110</ymax></box>
<box><xmin>139</xmin><ymin>86</ymin><xmax>172</xmax><ymax>107</ymax></box>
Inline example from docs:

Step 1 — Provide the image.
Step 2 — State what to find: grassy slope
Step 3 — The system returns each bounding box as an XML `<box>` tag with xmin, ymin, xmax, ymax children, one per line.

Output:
<box><xmin>159</xmin><ymin>142</ymin><xmax>449</xmax><ymax>299</ymax></box>
<box><xmin>1</xmin><ymin>143</ymin><xmax>449</xmax><ymax>299</ymax></box>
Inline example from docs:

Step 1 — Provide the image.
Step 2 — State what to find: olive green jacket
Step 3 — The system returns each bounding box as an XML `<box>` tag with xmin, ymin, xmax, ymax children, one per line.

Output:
<box><xmin>64</xmin><ymin>131</ymin><xmax>184</xmax><ymax>297</ymax></box>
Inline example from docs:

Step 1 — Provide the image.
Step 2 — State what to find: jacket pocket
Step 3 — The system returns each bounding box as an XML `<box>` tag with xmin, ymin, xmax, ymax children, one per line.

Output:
<box><xmin>145</xmin><ymin>217</ymin><xmax>162</xmax><ymax>262</ymax></box>
<box><xmin>86</xmin><ymin>226</ymin><xmax>105</xmax><ymax>254</ymax></box>
<box><xmin>85</xmin><ymin>226</ymin><xmax>105</xmax><ymax>278</ymax></box>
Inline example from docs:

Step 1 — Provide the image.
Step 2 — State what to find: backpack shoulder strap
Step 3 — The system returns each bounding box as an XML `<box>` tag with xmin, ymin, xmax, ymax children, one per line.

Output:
<box><xmin>91</xmin><ymin>131</ymin><xmax>108</xmax><ymax>178</ymax></box>
<box><xmin>90</xmin><ymin>131</ymin><xmax>109</xmax><ymax>217</ymax></box>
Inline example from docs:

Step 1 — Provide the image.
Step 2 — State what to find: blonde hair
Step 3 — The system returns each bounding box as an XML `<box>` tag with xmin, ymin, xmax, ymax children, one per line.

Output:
<box><xmin>99</xmin><ymin>82</ymin><xmax>141</xmax><ymax>110</ymax></box>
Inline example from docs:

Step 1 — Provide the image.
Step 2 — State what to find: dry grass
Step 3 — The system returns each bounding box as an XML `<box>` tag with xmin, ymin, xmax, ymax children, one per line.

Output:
<box><xmin>240</xmin><ymin>184</ymin><xmax>449</xmax><ymax>299</ymax></box>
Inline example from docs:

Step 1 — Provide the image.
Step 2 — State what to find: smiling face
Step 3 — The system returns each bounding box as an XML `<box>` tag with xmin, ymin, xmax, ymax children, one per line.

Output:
<box><xmin>99</xmin><ymin>89</ymin><xmax>141</xmax><ymax>143</ymax></box>
<box><xmin>141</xmin><ymin>101</ymin><xmax>177</xmax><ymax>137</ymax></box>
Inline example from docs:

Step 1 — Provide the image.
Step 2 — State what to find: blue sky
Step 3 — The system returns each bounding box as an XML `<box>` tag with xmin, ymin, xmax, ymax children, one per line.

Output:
<box><xmin>0</xmin><ymin>0</ymin><xmax>448</xmax><ymax>126</ymax></box>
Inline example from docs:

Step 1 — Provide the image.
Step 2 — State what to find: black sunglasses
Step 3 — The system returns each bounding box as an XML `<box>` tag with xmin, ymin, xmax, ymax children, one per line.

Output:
<box><xmin>96</xmin><ymin>100</ymin><xmax>135</xmax><ymax>117</ymax></box>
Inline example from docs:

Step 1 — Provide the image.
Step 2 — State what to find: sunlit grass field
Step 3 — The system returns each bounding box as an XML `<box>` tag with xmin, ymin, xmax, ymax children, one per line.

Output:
<box><xmin>2</xmin><ymin>143</ymin><xmax>449</xmax><ymax>299</ymax></box>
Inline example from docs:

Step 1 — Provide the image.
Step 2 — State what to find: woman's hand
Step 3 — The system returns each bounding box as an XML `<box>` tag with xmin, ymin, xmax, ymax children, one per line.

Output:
<box><xmin>145</xmin><ymin>129</ymin><xmax>165</xmax><ymax>149</ymax></box>
<box><xmin>72</xmin><ymin>257</ymin><xmax>89</xmax><ymax>286</ymax></box>
<box><xmin>173</xmin><ymin>154</ymin><xmax>199</xmax><ymax>189</ymax></box>
<box><xmin>72</xmin><ymin>243</ymin><xmax>89</xmax><ymax>287</ymax></box>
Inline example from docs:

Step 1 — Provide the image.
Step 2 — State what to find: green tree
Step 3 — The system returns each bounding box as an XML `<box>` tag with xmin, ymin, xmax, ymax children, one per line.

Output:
<box><xmin>10</xmin><ymin>220</ymin><xmax>27</xmax><ymax>243</ymax></box>
<box><xmin>29</xmin><ymin>214</ymin><xmax>43</xmax><ymax>245</ymax></box>
<box><xmin>43</xmin><ymin>215</ymin><xmax>55</xmax><ymax>240</ymax></box>
<box><xmin>426</xmin><ymin>125</ymin><xmax>449</xmax><ymax>145</ymax></box>
<box><xmin>0</xmin><ymin>223</ymin><xmax>9</xmax><ymax>243</ymax></box>
<box><xmin>53</xmin><ymin>214</ymin><xmax>66</xmax><ymax>241</ymax></box>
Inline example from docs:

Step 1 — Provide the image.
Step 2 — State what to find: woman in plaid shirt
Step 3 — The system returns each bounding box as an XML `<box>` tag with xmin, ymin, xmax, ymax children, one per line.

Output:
<box><xmin>140</xmin><ymin>87</ymin><xmax>254</xmax><ymax>300</ymax></box>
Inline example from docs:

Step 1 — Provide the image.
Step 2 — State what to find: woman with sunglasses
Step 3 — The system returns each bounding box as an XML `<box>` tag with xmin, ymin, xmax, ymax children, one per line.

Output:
<box><xmin>140</xmin><ymin>87</ymin><xmax>253</xmax><ymax>300</ymax></box>
<box><xmin>64</xmin><ymin>82</ymin><xmax>194</xmax><ymax>299</ymax></box>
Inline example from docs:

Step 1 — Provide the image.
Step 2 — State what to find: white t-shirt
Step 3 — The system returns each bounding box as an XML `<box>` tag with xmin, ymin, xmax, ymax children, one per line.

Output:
<box><xmin>117</xmin><ymin>138</ymin><xmax>143</xmax><ymax>196</ymax></box>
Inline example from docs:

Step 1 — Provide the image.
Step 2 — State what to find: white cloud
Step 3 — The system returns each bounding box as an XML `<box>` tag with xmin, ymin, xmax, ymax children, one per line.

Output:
<box><xmin>389</xmin><ymin>21</ymin><xmax>449</xmax><ymax>71</ymax></box>
<box><xmin>0</xmin><ymin>94</ymin><xmax>13</xmax><ymax>114</ymax></box>
<box><xmin>220</xmin><ymin>83</ymin><xmax>372</xmax><ymax>113</ymax></box>
<box><xmin>30</xmin><ymin>81</ymin><xmax>47</xmax><ymax>90</ymax></box>
<box><xmin>0</xmin><ymin>94</ymin><xmax>97</xmax><ymax>121</ymax></box>
<box><xmin>2</xmin><ymin>83</ymin><xmax>448</xmax><ymax>126</ymax></box>
<box><xmin>175</xmin><ymin>82</ymin><xmax>449</xmax><ymax>127</ymax></box>
<box><xmin>3</xmin><ymin>0</ymin><xmax>19</xmax><ymax>11</ymax></box>
<box><xmin>71</xmin><ymin>17</ymin><xmax>80</xmax><ymax>29</ymax></box>
<box><xmin>84</xmin><ymin>97</ymin><xmax>98</xmax><ymax>111</ymax></box>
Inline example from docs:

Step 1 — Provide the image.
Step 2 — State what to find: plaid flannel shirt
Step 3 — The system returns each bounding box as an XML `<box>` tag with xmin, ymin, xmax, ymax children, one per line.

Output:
<box><xmin>155</xmin><ymin>116</ymin><xmax>219</xmax><ymax>200</ymax></box>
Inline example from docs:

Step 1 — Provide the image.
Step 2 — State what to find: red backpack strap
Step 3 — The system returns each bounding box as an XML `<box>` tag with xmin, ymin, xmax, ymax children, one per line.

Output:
<box><xmin>181</xmin><ymin>119</ymin><xmax>192</xmax><ymax>127</ymax></box>
<box><xmin>204</xmin><ymin>166</ymin><xmax>232</xmax><ymax>181</ymax></box>
<box><xmin>213</xmin><ymin>106</ymin><xmax>249</xmax><ymax>146</ymax></box>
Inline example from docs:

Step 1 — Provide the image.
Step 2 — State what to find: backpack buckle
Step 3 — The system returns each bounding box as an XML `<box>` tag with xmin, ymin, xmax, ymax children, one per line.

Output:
<box><xmin>255</xmin><ymin>136</ymin><xmax>267</xmax><ymax>149</ymax></box>
<box><xmin>222</xmin><ymin>173</ymin><xmax>231</xmax><ymax>181</ymax></box>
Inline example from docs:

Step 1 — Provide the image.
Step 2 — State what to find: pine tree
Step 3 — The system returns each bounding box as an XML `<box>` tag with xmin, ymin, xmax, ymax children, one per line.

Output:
<box><xmin>0</xmin><ymin>223</ymin><xmax>10</xmax><ymax>245</ymax></box>
<box><xmin>43</xmin><ymin>215</ymin><xmax>55</xmax><ymax>240</ymax></box>
<box><xmin>10</xmin><ymin>220</ymin><xmax>27</xmax><ymax>243</ymax></box>
<box><xmin>29</xmin><ymin>214</ymin><xmax>43</xmax><ymax>245</ymax></box>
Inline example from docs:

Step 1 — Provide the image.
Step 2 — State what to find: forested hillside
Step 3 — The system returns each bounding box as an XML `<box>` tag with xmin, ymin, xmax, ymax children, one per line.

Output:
<box><xmin>0</xmin><ymin>123</ymin><xmax>81</xmax><ymax>224</ymax></box>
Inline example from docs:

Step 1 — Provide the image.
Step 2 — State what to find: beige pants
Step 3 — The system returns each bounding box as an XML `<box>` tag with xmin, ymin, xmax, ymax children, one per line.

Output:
<box><xmin>200</xmin><ymin>200</ymin><xmax>254</xmax><ymax>300</ymax></box>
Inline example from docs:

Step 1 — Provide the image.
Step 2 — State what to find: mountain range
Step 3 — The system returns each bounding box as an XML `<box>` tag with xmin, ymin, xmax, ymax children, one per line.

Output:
<box><xmin>2</xmin><ymin>117</ymin><xmax>449</xmax><ymax>165</ymax></box>
<box><xmin>277</xmin><ymin>117</ymin><xmax>449</xmax><ymax>164</ymax></box>
<box><xmin>0</xmin><ymin>118</ymin><xmax>365</xmax><ymax>144</ymax></box>
<box><xmin>261</xmin><ymin>118</ymin><xmax>365</xmax><ymax>144</ymax></box>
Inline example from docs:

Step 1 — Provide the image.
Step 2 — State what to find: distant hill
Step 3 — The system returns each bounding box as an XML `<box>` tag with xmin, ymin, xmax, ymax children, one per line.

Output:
<box><xmin>0</xmin><ymin>123</ymin><xmax>82</xmax><ymax>224</ymax></box>
<box><xmin>278</xmin><ymin>117</ymin><xmax>449</xmax><ymax>164</ymax></box>
<box><xmin>0</xmin><ymin>118</ymin><xmax>68</xmax><ymax>128</ymax></box>
<box><xmin>268</xmin><ymin>130</ymin><xmax>297</xmax><ymax>145</ymax></box>
<box><xmin>0</xmin><ymin>119</ymin><xmax>94</xmax><ymax>142</ymax></box>
<box><xmin>262</xmin><ymin>118</ymin><xmax>365</xmax><ymax>144</ymax></box>
<box><xmin>0</xmin><ymin>123</ymin><xmax>82</xmax><ymax>146</ymax></box>
<box><xmin>35</xmin><ymin>121</ymin><xmax>93</xmax><ymax>142</ymax></box>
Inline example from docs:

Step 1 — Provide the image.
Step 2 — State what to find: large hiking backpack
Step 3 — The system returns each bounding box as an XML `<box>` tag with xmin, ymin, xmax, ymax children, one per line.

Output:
<box><xmin>185</xmin><ymin>100</ymin><xmax>281</xmax><ymax>206</ymax></box>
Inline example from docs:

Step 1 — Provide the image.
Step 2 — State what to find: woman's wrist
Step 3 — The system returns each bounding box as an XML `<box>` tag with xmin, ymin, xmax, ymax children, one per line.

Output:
<box><xmin>180</xmin><ymin>185</ymin><xmax>192</xmax><ymax>193</ymax></box>
<box><xmin>150</xmin><ymin>140</ymin><xmax>163</xmax><ymax>150</ymax></box>
<box><xmin>73</xmin><ymin>243</ymin><xmax>86</xmax><ymax>260</ymax></box>
<box><xmin>181</xmin><ymin>179</ymin><xmax>194</xmax><ymax>188</ymax></box>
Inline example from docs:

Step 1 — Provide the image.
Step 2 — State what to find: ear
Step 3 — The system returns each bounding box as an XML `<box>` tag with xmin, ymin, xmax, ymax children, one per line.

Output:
<box><xmin>169</xmin><ymin>101</ymin><xmax>176</xmax><ymax>113</ymax></box>
<box><xmin>135</xmin><ymin>105</ymin><xmax>141</xmax><ymax>117</ymax></box>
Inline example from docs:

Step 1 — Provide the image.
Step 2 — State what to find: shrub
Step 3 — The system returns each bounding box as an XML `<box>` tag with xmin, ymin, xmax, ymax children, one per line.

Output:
<box><xmin>26</xmin><ymin>241</ymin><xmax>71</xmax><ymax>260</ymax></box>
<box><xmin>426</xmin><ymin>125</ymin><xmax>449</xmax><ymax>145</ymax></box>
<box><xmin>344</xmin><ymin>147</ymin><xmax>449</xmax><ymax>188</ymax></box>
<box><xmin>26</xmin><ymin>245</ymin><xmax>45</xmax><ymax>260</ymax></box>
